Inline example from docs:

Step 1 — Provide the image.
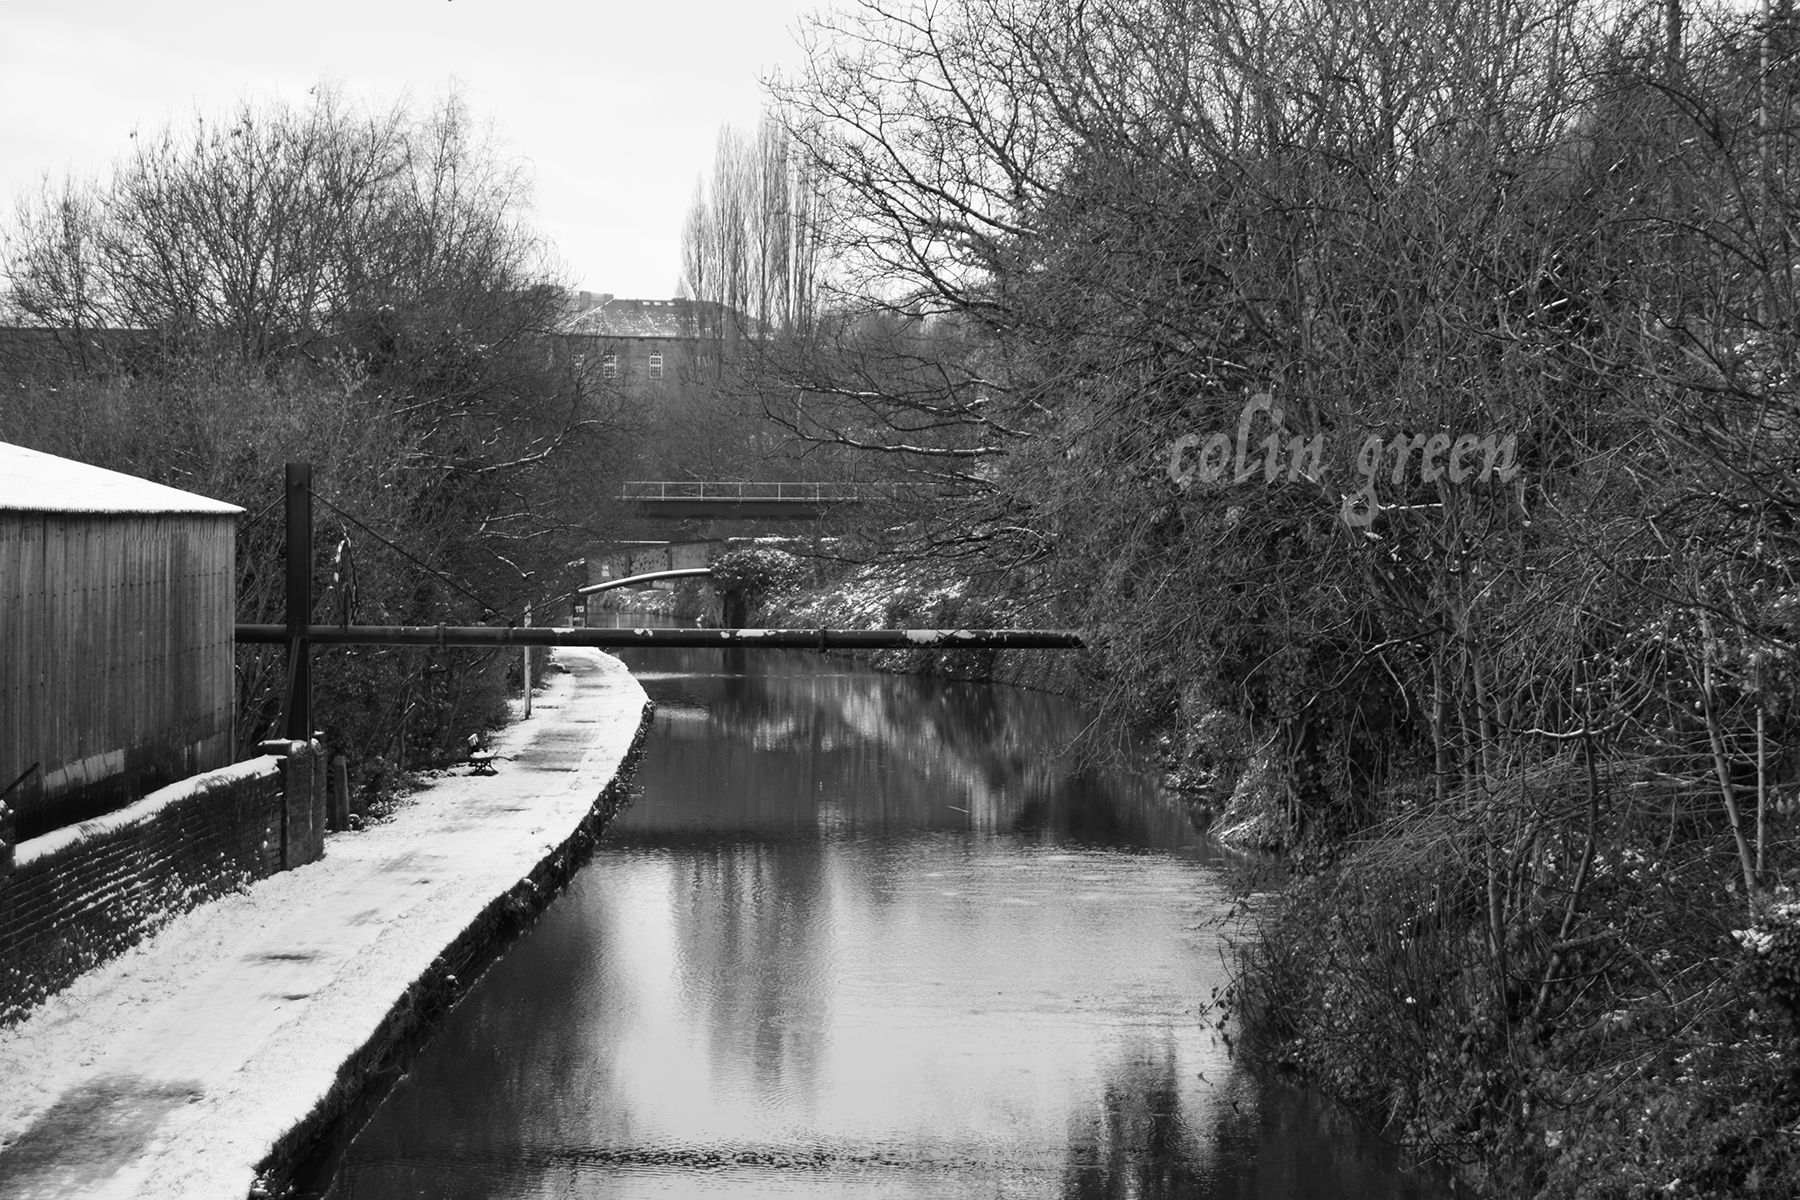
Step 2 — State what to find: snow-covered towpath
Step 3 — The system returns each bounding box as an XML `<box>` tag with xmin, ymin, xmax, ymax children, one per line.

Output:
<box><xmin>0</xmin><ymin>648</ymin><xmax>650</xmax><ymax>1200</ymax></box>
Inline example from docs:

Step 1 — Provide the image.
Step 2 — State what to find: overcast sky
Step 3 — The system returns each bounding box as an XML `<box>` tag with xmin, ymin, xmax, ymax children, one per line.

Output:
<box><xmin>0</xmin><ymin>0</ymin><xmax>833</xmax><ymax>300</ymax></box>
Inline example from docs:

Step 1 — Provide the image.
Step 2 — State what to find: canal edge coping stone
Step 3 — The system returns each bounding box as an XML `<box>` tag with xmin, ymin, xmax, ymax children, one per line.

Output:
<box><xmin>0</xmin><ymin>648</ymin><xmax>652</xmax><ymax>1200</ymax></box>
<box><xmin>253</xmin><ymin>693</ymin><xmax>655</xmax><ymax>1197</ymax></box>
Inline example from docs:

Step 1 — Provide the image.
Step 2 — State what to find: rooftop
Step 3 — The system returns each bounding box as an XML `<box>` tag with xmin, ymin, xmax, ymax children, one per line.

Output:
<box><xmin>561</xmin><ymin>295</ymin><xmax>737</xmax><ymax>339</ymax></box>
<box><xmin>0</xmin><ymin>442</ymin><xmax>242</xmax><ymax>516</ymax></box>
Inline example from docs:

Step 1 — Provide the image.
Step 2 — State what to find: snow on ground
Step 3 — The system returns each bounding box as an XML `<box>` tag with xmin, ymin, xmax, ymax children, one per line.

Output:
<box><xmin>772</xmin><ymin>562</ymin><xmax>979</xmax><ymax>629</ymax></box>
<box><xmin>0</xmin><ymin>649</ymin><xmax>649</xmax><ymax>1200</ymax></box>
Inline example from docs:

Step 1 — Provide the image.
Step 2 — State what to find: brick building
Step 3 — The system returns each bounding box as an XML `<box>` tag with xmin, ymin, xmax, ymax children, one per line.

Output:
<box><xmin>559</xmin><ymin>293</ymin><xmax>737</xmax><ymax>395</ymax></box>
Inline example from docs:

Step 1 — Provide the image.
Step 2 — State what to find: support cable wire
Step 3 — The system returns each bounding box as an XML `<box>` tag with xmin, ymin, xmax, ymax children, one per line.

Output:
<box><xmin>238</xmin><ymin>492</ymin><xmax>286</xmax><ymax>533</ymax></box>
<box><xmin>525</xmin><ymin>588</ymin><xmax>583</xmax><ymax>625</ymax></box>
<box><xmin>486</xmin><ymin>546</ymin><xmax>584</xmax><ymax>626</ymax></box>
<box><xmin>308</xmin><ymin>487</ymin><xmax>508</xmax><ymax>622</ymax></box>
<box><xmin>1</xmin><ymin>762</ymin><xmax>40</xmax><ymax>802</ymax></box>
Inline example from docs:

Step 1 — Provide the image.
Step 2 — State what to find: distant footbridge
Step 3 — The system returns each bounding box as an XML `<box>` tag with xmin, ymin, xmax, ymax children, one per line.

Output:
<box><xmin>620</xmin><ymin>481</ymin><xmax>901</xmax><ymax>520</ymax></box>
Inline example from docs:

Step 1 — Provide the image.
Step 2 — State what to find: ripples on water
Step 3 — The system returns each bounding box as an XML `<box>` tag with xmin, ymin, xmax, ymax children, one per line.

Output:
<box><xmin>320</xmin><ymin>644</ymin><xmax>1451</xmax><ymax>1199</ymax></box>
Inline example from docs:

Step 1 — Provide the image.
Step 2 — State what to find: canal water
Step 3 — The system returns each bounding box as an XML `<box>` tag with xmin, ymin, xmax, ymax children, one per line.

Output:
<box><xmin>319</xmin><ymin>642</ymin><xmax>1449</xmax><ymax>1198</ymax></box>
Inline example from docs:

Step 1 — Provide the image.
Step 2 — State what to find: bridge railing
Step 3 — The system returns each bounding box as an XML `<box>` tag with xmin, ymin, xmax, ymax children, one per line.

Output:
<box><xmin>620</xmin><ymin>481</ymin><xmax>875</xmax><ymax>503</ymax></box>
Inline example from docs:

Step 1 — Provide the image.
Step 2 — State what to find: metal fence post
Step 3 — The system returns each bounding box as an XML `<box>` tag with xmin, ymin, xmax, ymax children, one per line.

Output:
<box><xmin>284</xmin><ymin>463</ymin><xmax>313</xmax><ymax>742</ymax></box>
<box><xmin>0</xmin><ymin>795</ymin><xmax>14</xmax><ymax>886</ymax></box>
<box><xmin>328</xmin><ymin>752</ymin><xmax>351</xmax><ymax>832</ymax></box>
<box><xmin>0</xmin><ymin>762</ymin><xmax>37</xmax><ymax>886</ymax></box>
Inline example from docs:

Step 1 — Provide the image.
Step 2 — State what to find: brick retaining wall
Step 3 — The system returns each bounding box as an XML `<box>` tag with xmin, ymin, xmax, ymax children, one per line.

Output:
<box><xmin>0</xmin><ymin>747</ymin><xmax>326</xmax><ymax>1026</ymax></box>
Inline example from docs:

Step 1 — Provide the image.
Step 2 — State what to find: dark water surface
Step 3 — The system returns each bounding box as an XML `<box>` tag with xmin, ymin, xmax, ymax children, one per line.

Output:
<box><xmin>322</xmin><ymin>641</ymin><xmax>1449</xmax><ymax>1199</ymax></box>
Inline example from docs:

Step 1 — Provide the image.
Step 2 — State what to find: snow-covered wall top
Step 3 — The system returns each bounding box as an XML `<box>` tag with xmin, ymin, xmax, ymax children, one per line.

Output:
<box><xmin>0</xmin><ymin>441</ymin><xmax>242</xmax><ymax>515</ymax></box>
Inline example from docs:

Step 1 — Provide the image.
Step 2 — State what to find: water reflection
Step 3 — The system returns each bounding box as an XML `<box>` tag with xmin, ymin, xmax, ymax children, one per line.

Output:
<box><xmin>321</xmin><ymin>643</ymin><xmax>1450</xmax><ymax>1199</ymax></box>
<box><xmin>633</xmin><ymin>649</ymin><xmax>1195</xmax><ymax>847</ymax></box>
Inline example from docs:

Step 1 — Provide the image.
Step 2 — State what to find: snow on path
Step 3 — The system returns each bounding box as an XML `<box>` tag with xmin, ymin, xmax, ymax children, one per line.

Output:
<box><xmin>0</xmin><ymin>649</ymin><xmax>650</xmax><ymax>1200</ymax></box>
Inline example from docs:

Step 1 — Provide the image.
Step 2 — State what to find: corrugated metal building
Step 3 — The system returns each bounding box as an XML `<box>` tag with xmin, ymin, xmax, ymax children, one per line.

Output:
<box><xmin>1</xmin><ymin>443</ymin><xmax>241</xmax><ymax>839</ymax></box>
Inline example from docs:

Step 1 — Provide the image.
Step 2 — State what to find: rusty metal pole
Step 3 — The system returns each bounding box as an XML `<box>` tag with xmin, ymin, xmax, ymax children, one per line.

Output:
<box><xmin>284</xmin><ymin>463</ymin><xmax>313</xmax><ymax>742</ymax></box>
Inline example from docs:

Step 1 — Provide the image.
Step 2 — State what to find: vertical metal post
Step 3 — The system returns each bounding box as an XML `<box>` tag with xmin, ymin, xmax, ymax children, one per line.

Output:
<box><xmin>0</xmin><ymin>801</ymin><xmax>12</xmax><ymax>882</ymax></box>
<box><xmin>334</xmin><ymin>753</ymin><xmax>355</xmax><ymax>824</ymax></box>
<box><xmin>285</xmin><ymin>463</ymin><xmax>313</xmax><ymax>742</ymax></box>
<box><xmin>522</xmin><ymin>602</ymin><xmax>532</xmax><ymax>718</ymax></box>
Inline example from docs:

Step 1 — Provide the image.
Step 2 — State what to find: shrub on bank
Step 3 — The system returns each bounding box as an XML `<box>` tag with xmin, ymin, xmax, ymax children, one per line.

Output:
<box><xmin>1231</xmin><ymin>769</ymin><xmax>1800</xmax><ymax>1199</ymax></box>
<box><xmin>760</xmin><ymin>563</ymin><xmax>1086</xmax><ymax>688</ymax></box>
<box><xmin>710</xmin><ymin>547</ymin><xmax>809</xmax><ymax>624</ymax></box>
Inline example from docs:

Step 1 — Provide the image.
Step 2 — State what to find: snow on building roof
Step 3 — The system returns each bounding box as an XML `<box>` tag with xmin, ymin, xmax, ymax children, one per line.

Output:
<box><xmin>561</xmin><ymin>296</ymin><xmax>750</xmax><ymax>339</ymax></box>
<box><xmin>563</xmin><ymin>297</ymin><xmax>706</xmax><ymax>338</ymax></box>
<box><xmin>0</xmin><ymin>441</ymin><xmax>242</xmax><ymax>516</ymax></box>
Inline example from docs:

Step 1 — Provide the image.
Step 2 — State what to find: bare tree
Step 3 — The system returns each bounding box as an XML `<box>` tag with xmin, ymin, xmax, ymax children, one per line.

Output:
<box><xmin>0</xmin><ymin>86</ymin><xmax>629</xmax><ymax>782</ymax></box>
<box><xmin>681</xmin><ymin>113</ymin><xmax>824</xmax><ymax>338</ymax></box>
<box><xmin>769</xmin><ymin>0</ymin><xmax>1800</xmax><ymax>1188</ymax></box>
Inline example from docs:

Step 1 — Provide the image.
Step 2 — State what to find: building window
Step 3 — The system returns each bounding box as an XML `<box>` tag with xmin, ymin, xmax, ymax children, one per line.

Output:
<box><xmin>602</xmin><ymin>354</ymin><xmax>618</xmax><ymax>379</ymax></box>
<box><xmin>648</xmin><ymin>353</ymin><xmax>664</xmax><ymax>380</ymax></box>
